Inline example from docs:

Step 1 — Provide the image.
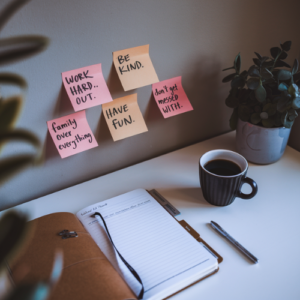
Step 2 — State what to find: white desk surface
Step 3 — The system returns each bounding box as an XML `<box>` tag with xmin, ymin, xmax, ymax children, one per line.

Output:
<box><xmin>2</xmin><ymin>131</ymin><xmax>300</xmax><ymax>300</ymax></box>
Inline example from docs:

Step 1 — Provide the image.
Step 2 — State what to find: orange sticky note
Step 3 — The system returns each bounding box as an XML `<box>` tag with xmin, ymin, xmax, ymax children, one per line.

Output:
<box><xmin>47</xmin><ymin>111</ymin><xmax>98</xmax><ymax>158</ymax></box>
<box><xmin>62</xmin><ymin>63</ymin><xmax>113</xmax><ymax>112</ymax></box>
<box><xmin>152</xmin><ymin>76</ymin><xmax>193</xmax><ymax>118</ymax></box>
<box><xmin>113</xmin><ymin>45</ymin><xmax>159</xmax><ymax>91</ymax></box>
<box><xmin>102</xmin><ymin>94</ymin><xmax>148</xmax><ymax>141</ymax></box>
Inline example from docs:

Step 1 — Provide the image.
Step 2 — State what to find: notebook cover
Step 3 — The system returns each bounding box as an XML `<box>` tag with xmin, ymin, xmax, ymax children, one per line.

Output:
<box><xmin>8</xmin><ymin>212</ymin><xmax>137</xmax><ymax>300</ymax></box>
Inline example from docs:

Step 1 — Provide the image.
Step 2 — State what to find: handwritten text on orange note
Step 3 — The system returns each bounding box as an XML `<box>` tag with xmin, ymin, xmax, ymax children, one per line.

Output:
<box><xmin>102</xmin><ymin>94</ymin><xmax>148</xmax><ymax>141</ymax></box>
<box><xmin>113</xmin><ymin>45</ymin><xmax>159</xmax><ymax>91</ymax></box>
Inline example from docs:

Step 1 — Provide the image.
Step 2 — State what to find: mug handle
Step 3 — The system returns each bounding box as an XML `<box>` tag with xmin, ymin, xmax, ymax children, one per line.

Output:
<box><xmin>237</xmin><ymin>177</ymin><xmax>258</xmax><ymax>199</ymax></box>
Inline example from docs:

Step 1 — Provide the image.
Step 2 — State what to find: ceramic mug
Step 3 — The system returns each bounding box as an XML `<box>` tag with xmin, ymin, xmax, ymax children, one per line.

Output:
<box><xmin>199</xmin><ymin>149</ymin><xmax>258</xmax><ymax>206</ymax></box>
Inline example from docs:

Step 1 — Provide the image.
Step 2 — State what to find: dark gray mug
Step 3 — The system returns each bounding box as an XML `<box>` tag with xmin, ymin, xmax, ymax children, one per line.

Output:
<box><xmin>199</xmin><ymin>149</ymin><xmax>258</xmax><ymax>206</ymax></box>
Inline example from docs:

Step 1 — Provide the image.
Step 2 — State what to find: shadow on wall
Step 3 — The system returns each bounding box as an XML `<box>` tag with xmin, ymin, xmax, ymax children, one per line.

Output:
<box><xmin>106</xmin><ymin>63</ymin><xmax>124</xmax><ymax>99</ymax></box>
<box><xmin>184</xmin><ymin>56</ymin><xmax>227</xmax><ymax>138</ymax></box>
<box><xmin>143</xmin><ymin>56</ymin><xmax>229</xmax><ymax>155</ymax></box>
<box><xmin>144</xmin><ymin>92</ymin><xmax>163</xmax><ymax>124</ymax></box>
<box><xmin>52</xmin><ymin>84</ymin><xmax>74</xmax><ymax>118</ymax></box>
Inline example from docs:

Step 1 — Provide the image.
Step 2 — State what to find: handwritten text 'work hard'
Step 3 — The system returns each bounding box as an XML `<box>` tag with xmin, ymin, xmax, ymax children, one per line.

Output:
<box><xmin>64</xmin><ymin>70</ymin><xmax>98</xmax><ymax>105</ymax></box>
<box><xmin>51</xmin><ymin>119</ymin><xmax>93</xmax><ymax>150</ymax></box>
<box><xmin>117</xmin><ymin>54</ymin><xmax>143</xmax><ymax>75</ymax></box>
<box><xmin>105</xmin><ymin>104</ymin><xmax>134</xmax><ymax>129</ymax></box>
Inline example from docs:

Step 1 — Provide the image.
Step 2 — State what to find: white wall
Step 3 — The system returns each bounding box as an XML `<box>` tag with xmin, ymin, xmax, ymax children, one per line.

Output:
<box><xmin>0</xmin><ymin>0</ymin><xmax>299</xmax><ymax>210</ymax></box>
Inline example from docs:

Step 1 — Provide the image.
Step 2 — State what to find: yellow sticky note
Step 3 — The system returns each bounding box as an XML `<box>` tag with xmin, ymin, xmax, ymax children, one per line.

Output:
<box><xmin>102</xmin><ymin>94</ymin><xmax>148</xmax><ymax>141</ymax></box>
<box><xmin>113</xmin><ymin>45</ymin><xmax>159</xmax><ymax>91</ymax></box>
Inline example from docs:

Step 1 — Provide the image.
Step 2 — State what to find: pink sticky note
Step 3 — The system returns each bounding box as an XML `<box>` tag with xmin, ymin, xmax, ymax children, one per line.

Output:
<box><xmin>62</xmin><ymin>63</ymin><xmax>112</xmax><ymax>112</ymax></box>
<box><xmin>152</xmin><ymin>76</ymin><xmax>193</xmax><ymax>118</ymax></box>
<box><xmin>47</xmin><ymin>111</ymin><xmax>98</xmax><ymax>158</ymax></box>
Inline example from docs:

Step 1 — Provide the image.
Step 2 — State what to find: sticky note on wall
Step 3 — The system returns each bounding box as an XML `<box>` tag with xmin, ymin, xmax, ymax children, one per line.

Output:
<box><xmin>152</xmin><ymin>76</ymin><xmax>193</xmax><ymax>118</ymax></box>
<box><xmin>47</xmin><ymin>111</ymin><xmax>98</xmax><ymax>158</ymax></box>
<box><xmin>102</xmin><ymin>94</ymin><xmax>148</xmax><ymax>141</ymax></box>
<box><xmin>62</xmin><ymin>63</ymin><xmax>113</xmax><ymax>112</ymax></box>
<box><xmin>113</xmin><ymin>45</ymin><xmax>159</xmax><ymax>91</ymax></box>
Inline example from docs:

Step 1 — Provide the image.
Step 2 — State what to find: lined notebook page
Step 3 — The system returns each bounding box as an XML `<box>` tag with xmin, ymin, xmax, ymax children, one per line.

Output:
<box><xmin>76</xmin><ymin>189</ymin><xmax>217</xmax><ymax>300</ymax></box>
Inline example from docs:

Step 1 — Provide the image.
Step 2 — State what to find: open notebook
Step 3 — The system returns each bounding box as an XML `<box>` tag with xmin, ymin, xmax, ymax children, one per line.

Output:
<box><xmin>9</xmin><ymin>189</ymin><xmax>221</xmax><ymax>300</ymax></box>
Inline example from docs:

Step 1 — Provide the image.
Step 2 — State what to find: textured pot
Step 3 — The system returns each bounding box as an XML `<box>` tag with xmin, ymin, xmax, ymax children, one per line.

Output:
<box><xmin>236</xmin><ymin>120</ymin><xmax>292</xmax><ymax>164</ymax></box>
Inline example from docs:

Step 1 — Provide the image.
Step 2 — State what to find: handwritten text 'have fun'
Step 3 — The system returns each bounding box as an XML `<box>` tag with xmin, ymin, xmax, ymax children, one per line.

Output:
<box><xmin>105</xmin><ymin>104</ymin><xmax>134</xmax><ymax>129</ymax></box>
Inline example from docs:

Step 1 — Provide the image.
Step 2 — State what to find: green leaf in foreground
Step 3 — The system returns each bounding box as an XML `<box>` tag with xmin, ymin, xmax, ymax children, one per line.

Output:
<box><xmin>255</xmin><ymin>85</ymin><xmax>267</xmax><ymax>103</ymax></box>
<box><xmin>0</xmin><ymin>211</ymin><xmax>28</xmax><ymax>268</ymax></box>
<box><xmin>0</xmin><ymin>95</ymin><xmax>22</xmax><ymax>130</ymax></box>
<box><xmin>0</xmin><ymin>155</ymin><xmax>35</xmax><ymax>186</ymax></box>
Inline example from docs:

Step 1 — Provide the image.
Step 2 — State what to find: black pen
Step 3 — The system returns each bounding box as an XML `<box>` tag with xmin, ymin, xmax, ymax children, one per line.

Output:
<box><xmin>211</xmin><ymin>221</ymin><xmax>259</xmax><ymax>264</ymax></box>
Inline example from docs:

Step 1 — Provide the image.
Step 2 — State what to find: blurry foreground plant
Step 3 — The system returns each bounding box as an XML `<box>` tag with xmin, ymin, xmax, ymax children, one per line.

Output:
<box><xmin>0</xmin><ymin>1</ymin><xmax>63</xmax><ymax>300</ymax></box>
<box><xmin>0</xmin><ymin>0</ymin><xmax>49</xmax><ymax>186</ymax></box>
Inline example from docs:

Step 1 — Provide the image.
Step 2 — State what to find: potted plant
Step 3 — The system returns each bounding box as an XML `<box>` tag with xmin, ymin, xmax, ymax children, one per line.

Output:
<box><xmin>222</xmin><ymin>41</ymin><xmax>300</xmax><ymax>164</ymax></box>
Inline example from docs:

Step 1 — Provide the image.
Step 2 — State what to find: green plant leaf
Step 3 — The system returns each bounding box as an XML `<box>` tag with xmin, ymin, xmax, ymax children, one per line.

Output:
<box><xmin>277</xmin><ymin>96</ymin><xmax>292</xmax><ymax>112</ymax></box>
<box><xmin>0</xmin><ymin>211</ymin><xmax>28</xmax><ymax>268</ymax></box>
<box><xmin>222</xmin><ymin>66</ymin><xmax>235</xmax><ymax>71</ymax></box>
<box><xmin>262</xmin><ymin>119</ymin><xmax>274</xmax><ymax>128</ymax></box>
<box><xmin>0</xmin><ymin>129</ymin><xmax>40</xmax><ymax>148</ymax></box>
<box><xmin>240</xmin><ymin>70</ymin><xmax>248</xmax><ymax>78</ymax></box>
<box><xmin>0</xmin><ymin>73</ymin><xmax>27</xmax><ymax>88</ymax></box>
<box><xmin>260</xmin><ymin>112</ymin><xmax>268</xmax><ymax>120</ymax></box>
<box><xmin>287</xmin><ymin>109</ymin><xmax>298</xmax><ymax>121</ymax></box>
<box><xmin>277</xmin><ymin>70</ymin><xmax>292</xmax><ymax>81</ymax></box>
<box><xmin>234</xmin><ymin>53</ymin><xmax>241</xmax><ymax>74</ymax></box>
<box><xmin>254</xmin><ymin>52</ymin><xmax>262</xmax><ymax>60</ymax></box>
<box><xmin>280</xmin><ymin>41</ymin><xmax>292</xmax><ymax>52</ymax></box>
<box><xmin>261</xmin><ymin>56</ymin><xmax>269</xmax><ymax>63</ymax></box>
<box><xmin>263</xmin><ymin>103</ymin><xmax>277</xmax><ymax>116</ymax></box>
<box><xmin>293</xmin><ymin>72</ymin><xmax>300</xmax><ymax>82</ymax></box>
<box><xmin>0</xmin><ymin>154</ymin><xmax>35</xmax><ymax>186</ymax></box>
<box><xmin>292</xmin><ymin>97</ymin><xmax>300</xmax><ymax>109</ymax></box>
<box><xmin>288</xmin><ymin>83</ymin><xmax>299</xmax><ymax>98</ymax></box>
<box><xmin>0</xmin><ymin>95</ymin><xmax>22</xmax><ymax>130</ymax></box>
<box><xmin>260</xmin><ymin>68</ymin><xmax>273</xmax><ymax>79</ymax></box>
<box><xmin>255</xmin><ymin>85</ymin><xmax>267</xmax><ymax>103</ymax></box>
<box><xmin>270</xmin><ymin>47</ymin><xmax>281</xmax><ymax>59</ymax></box>
<box><xmin>283</xmin><ymin>112</ymin><xmax>294</xmax><ymax>128</ymax></box>
<box><xmin>248</xmin><ymin>65</ymin><xmax>260</xmax><ymax>77</ymax></box>
<box><xmin>238</xmin><ymin>105</ymin><xmax>251</xmax><ymax>122</ymax></box>
<box><xmin>278</xmin><ymin>51</ymin><xmax>287</xmax><ymax>60</ymax></box>
<box><xmin>225</xmin><ymin>96</ymin><xmax>239</xmax><ymax>108</ymax></box>
<box><xmin>0</xmin><ymin>35</ymin><xmax>49</xmax><ymax>66</ymax></box>
<box><xmin>247</xmin><ymin>77</ymin><xmax>260</xmax><ymax>90</ymax></box>
<box><xmin>263</xmin><ymin>60</ymin><xmax>274</xmax><ymax>68</ymax></box>
<box><xmin>231</xmin><ymin>76</ymin><xmax>245</xmax><ymax>88</ymax></box>
<box><xmin>278</xmin><ymin>82</ymin><xmax>288</xmax><ymax>91</ymax></box>
<box><xmin>0</xmin><ymin>0</ymin><xmax>30</xmax><ymax>33</ymax></box>
<box><xmin>274</xmin><ymin>60</ymin><xmax>291</xmax><ymax>68</ymax></box>
<box><xmin>229</xmin><ymin>107</ymin><xmax>238</xmax><ymax>130</ymax></box>
<box><xmin>250</xmin><ymin>112</ymin><xmax>261</xmax><ymax>124</ymax></box>
<box><xmin>253</xmin><ymin>58</ymin><xmax>261</xmax><ymax>66</ymax></box>
<box><xmin>222</xmin><ymin>73</ymin><xmax>236</xmax><ymax>83</ymax></box>
<box><xmin>292</xmin><ymin>59</ymin><xmax>299</xmax><ymax>75</ymax></box>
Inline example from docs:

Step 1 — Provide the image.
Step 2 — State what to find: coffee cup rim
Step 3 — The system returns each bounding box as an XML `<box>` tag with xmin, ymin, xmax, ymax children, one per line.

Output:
<box><xmin>200</xmin><ymin>149</ymin><xmax>248</xmax><ymax>178</ymax></box>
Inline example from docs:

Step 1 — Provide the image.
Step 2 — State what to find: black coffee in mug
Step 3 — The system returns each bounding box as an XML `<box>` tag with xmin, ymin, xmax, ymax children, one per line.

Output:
<box><xmin>199</xmin><ymin>150</ymin><xmax>258</xmax><ymax>206</ymax></box>
<box><xmin>204</xmin><ymin>159</ymin><xmax>241</xmax><ymax>176</ymax></box>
